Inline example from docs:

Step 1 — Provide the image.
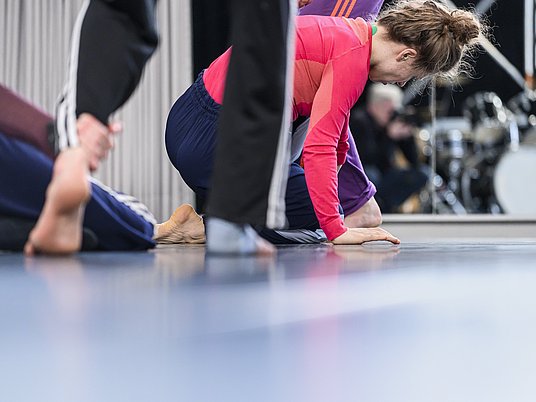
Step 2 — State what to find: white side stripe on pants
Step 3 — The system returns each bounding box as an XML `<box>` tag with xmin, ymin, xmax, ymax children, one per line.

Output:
<box><xmin>266</xmin><ymin>0</ymin><xmax>296</xmax><ymax>229</ymax></box>
<box><xmin>55</xmin><ymin>0</ymin><xmax>91</xmax><ymax>150</ymax></box>
<box><xmin>88</xmin><ymin>177</ymin><xmax>157</xmax><ymax>226</ymax></box>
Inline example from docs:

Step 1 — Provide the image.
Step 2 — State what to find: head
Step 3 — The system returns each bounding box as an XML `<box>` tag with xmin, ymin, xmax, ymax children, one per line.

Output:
<box><xmin>369</xmin><ymin>0</ymin><xmax>483</xmax><ymax>86</ymax></box>
<box><xmin>366</xmin><ymin>84</ymin><xmax>403</xmax><ymax>126</ymax></box>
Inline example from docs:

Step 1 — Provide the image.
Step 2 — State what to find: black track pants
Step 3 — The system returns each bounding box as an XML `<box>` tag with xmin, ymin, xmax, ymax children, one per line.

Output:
<box><xmin>206</xmin><ymin>0</ymin><xmax>295</xmax><ymax>229</ymax></box>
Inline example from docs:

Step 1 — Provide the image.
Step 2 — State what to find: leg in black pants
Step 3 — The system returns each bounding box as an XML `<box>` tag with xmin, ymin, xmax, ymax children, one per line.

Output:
<box><xmin>205</xmin><ymin>0</ymin><xmax>295</xmax><ymax>254</ymax></box>
<box><xmin>56</xmin><ymin>0</ymin><xmax>159</xmax><ymax>147</ymax></box>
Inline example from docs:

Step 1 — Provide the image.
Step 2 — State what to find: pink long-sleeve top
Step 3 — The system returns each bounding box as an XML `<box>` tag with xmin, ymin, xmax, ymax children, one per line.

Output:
<box><xmin>203</xmin><ymin>16</ymin><xmax>372</xmax><ymax>240</ymax></box>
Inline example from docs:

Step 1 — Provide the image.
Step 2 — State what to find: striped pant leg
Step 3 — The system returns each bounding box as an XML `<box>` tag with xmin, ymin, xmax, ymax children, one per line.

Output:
<box><xmin>56</xmin><ymin>0</ymin><xmax>159</xmax><ymax>149</ymax></box>
<box><xmin>0</xmin><ymin>133</ymin><xmax>155</xmax><ymax>251</ymax></box>
<box><xmin>206</xmin><ymin>0</ymin><xmax>296</xmax><ymax>229</ymax></box>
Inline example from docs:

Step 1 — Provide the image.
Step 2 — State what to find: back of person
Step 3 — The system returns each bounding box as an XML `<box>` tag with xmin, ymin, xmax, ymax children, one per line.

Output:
<box><xmin>203</xmin><ymin>15</ymin><xmax>372</xmax><ymax>121</ymax></box>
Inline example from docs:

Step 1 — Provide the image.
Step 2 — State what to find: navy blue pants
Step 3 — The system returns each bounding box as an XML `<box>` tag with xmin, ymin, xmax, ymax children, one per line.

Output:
<box><xmin>0</xmin><ymin>132</ymin><xmax>156</xmax><ymax>251</ymax></box>
<box><xmin>165</xmin><ymin>73</ymin><xmax>322</xmax><ymax>233</ymax></box>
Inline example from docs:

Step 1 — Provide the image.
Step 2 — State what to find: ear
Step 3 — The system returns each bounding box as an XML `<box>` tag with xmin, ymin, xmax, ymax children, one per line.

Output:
<box><xmin>396</xmin><ymin>48</ymin><xmax>417</xmax><ymax>62</ymax></box>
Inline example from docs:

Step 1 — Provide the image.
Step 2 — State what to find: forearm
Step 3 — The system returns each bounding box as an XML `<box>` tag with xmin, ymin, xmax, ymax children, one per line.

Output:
<box><xmin>399</xmin><ymin>138</ymin><xmax>419</xmax><ymax>166</ymax></box>
<box><xmin>302</xmin><ymin>145</ymin><xmax>346</xmax><ymax>240</ymax></box>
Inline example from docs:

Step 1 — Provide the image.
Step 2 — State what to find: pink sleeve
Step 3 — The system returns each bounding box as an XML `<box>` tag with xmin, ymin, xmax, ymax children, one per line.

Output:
<box><xmin>337</xmin><ymin>119</ymin><xmax>350</xmax><ymax>166</ymax></box>
<box><xmin>302</xmin><ymin>53</ymin><xmax>367</xmax><ymax>241</ymax></box>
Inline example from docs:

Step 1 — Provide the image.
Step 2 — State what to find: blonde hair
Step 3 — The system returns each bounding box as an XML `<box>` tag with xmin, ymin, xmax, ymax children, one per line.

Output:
<box><xmin>368</xmin><ymin>83</ymin><xmax>404</xmax><ymax>109</ymax></box>
<box><xmin>378</xmin><ymin>0</ymin><xmax>483</xmax><ymax>78</ymax></box>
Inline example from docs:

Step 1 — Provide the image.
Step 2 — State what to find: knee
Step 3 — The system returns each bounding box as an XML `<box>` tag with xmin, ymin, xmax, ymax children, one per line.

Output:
<box><xmin>344</xmin><ymin>198</ymin><xmax>382</xmax><ymax>228</ymax></box>
<box><xmin>363</xmin><ymin>205</ymin><xmax>382</xmax><ymax>227</ymax></box>
<box><xmin>363</xmin><ymin>196</ymin><xmax>382</xmax><ymax>227</ymax></box>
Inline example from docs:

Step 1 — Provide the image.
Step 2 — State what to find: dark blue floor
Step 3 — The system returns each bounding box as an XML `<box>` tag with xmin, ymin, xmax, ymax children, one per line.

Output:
<box><xmin>1</xmin><ymin>240</ymin><xmax>536</xmax><ymax>401</ymax></box>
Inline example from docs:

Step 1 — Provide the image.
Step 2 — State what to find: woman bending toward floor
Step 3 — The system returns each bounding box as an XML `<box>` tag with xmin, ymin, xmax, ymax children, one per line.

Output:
<box><xmin>164</xmin><ymin>0</ymin><xmax>483</xmax><ymax>245</ymax></box>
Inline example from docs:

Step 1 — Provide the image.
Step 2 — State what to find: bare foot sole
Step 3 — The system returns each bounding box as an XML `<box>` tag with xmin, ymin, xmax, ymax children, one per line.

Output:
<box><xmin>24</xmin><ymin>148</ymin><xmax>91</xmax><ymax>255</ymax></box>
<box><xmin>154</xmin><ymin>204</ymin><xmax>205</xmax><ymax>244</ymax></box>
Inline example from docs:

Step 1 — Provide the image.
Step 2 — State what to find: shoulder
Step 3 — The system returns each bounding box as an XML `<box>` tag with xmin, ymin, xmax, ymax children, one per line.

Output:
<box><xmin>296</xmin><ymin>15</ymin><xmax>370</xmax><ymax>44</ymax></box>
<box><xmin>342</xmin><ymin>18</ymin><xmax>371</xmax><ymax>47</ymax></box>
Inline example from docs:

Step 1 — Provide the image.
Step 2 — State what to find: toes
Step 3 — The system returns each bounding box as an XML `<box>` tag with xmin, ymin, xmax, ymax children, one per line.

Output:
<box><xmin>24</xmin><ymin>241</ymin><xmax>35</xmax><ymax>256</ymax></box>
<box><xmin>256</xmin><ymin>238</ymin><xmax>276</xmax><ymax>256</ymax></box>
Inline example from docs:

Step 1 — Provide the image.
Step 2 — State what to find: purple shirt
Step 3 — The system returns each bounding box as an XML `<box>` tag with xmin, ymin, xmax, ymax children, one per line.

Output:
<box><xmin>299</xmin><ymin>0</ymin><xmax>384</xmax><ymax>20</ymax></box>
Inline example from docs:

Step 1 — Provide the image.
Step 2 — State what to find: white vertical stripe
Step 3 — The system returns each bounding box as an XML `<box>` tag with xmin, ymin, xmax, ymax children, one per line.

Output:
<box><xmin>429</xmin><ymin>80</ymin><xmax>438</xmax><ymax>215</ymax></box>
<box><xmin>266</xmin><ymin>0</ymin><xmax>296</xmax><ymax>229</ymax></box>
<box><xmin>526</xmin><ymin>0</ymin><xmax>534</xmax><ymax>79</ymax></box>
<box><xmin>62</xmin><ymin>0</ymin><xmax>90</xmax><ymax>148</ymax></box>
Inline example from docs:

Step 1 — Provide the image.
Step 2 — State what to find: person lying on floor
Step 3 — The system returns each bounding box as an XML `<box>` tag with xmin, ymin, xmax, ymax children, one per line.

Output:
<box><xmin>0</xmin><ymin>84</ymin><xmax>204</xmax><ymax>253</ymax></box>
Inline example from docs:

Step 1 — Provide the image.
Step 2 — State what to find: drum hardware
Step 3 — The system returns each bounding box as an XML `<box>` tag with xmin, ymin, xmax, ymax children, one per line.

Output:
<box><xmin>460</xmin><ymin>150</ymin><xmax>502</xmax><ymax>214</ymax></box>
<box><xmin>463</xmin><ymin>92</ymin><xmax>516</xmax><ymax>147</ymax></box>
<box><xmin>507</xmin><ymin>90</ymin><xmax>536</xmax><ymax>130</ymax></box>
<box><xmin>417</xmin><ymin>92</ymin><xmax>532</xmax><ymax>214</ymax></box>
<box><xmin>419</xmin><ymin>173</ymin><xmax>467</xmax><ymax>214</ymax></box>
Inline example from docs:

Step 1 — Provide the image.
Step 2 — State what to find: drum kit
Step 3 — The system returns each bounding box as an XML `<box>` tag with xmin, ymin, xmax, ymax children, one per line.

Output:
<box><xmin>420</xmin><ymin>91</ymin><xmax>536</xmax><ymax>214</ymax></box>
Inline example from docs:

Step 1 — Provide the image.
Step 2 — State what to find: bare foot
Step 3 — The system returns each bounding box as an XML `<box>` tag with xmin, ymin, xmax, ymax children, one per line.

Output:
<box><xmin>154</xmin><ymin>204</ymin><xmax>205</xmax><ymax>244</ymax></box>
<box><xmin>250</xmin><ymin>230</ymin><xmax>276</xmax><ymax>256</ymax></box>
<box><xmin>24</xmin><ymin>148</ymin><xmax>91</xmax><ymax>255</ymax></box>
<box><xmin>206</xmin><ymin>218</ymin><xmax>276</xmax><ymax>256</ymax></box>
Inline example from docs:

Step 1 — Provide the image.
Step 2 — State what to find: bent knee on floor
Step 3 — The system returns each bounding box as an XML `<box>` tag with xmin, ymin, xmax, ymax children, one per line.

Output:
<box><xmin>362</xmin><ymin>209</ymin><xmax>382</xmax><ymax>228</ymax></box>
<box><xmin>344</xmin><ymin>206</ymin><xmax>382</xmax><ymax>228</ymax></box>
<box><xmin>372</xmin><ymin>210</ymin><xmax>383</xmax><ymax>227</ymax></box>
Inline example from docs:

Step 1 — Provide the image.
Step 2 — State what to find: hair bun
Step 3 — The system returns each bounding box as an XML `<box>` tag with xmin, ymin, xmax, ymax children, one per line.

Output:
<box><xmin>377</xmin><ymin>0</ymin><xmax>485</xmax><ymax>77</ymax></box>
<box><xmin>448</xmin><ymin>9</ymin><xmax>481</xmax><ymax>46</ymax></box>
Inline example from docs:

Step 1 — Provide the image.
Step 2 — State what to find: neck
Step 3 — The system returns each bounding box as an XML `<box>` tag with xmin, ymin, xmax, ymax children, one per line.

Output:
<box><xmin>371</xmin><ymin>25</ymin><xmax>409</xmax><ymax>68</ymax></box>
<box><xmin>370</xmin><ymin>24</ymin><xmax>388</xmax><ymax>68</ymax></box>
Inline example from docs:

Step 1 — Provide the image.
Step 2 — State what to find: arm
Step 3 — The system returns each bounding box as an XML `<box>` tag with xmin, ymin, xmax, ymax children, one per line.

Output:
<box><xmin>350</xmin><ymin>110</ymin><xmax>381</xmax><ymax>167</ymax></box>
<box><xmin>302</xmin><ymin>56</ymin><xmax>366</xmax><ymax>240</ymax></box>
<box><xmin>398</xmin><ymin>136</ymin><xmax>420</xmax><ymax>167</ymax></box>
<box><xmin>0</xmin><ymin>84</ymin><xmax>121</xmax><ymax>167</ymax></box>
<box><xmin>0</xmin><ymin>84</ymin><xmax>54</xmax><ymax>158</ymax></box>
<box><xmin>386</xmin><ymin>118</ymin><xmax>419</xmax><ymax>166</ymax></box>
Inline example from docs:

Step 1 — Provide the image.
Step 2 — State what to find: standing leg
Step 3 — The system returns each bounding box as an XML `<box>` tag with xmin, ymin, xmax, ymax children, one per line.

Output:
<box><xmin>205</xmin><ymin>0</ymin><xmax>295</xmax><ymax>255</ymax></box>
<box><xmin>56</xmin><ymin>0</ymin><xmax>159</xmax><ymax>147</ymax></box>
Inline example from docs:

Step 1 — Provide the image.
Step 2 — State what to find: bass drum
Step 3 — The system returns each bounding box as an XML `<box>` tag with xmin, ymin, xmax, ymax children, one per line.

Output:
<box><xmin>493</xmin><ymin>145</ymin><xmax>536</xmax><ymax>214</ymax></box>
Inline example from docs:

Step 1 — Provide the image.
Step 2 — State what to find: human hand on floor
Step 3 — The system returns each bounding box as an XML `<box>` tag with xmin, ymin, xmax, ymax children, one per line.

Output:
<box><xmin>77</xmin><ymin>113</ymin><xmax>122</xmax><ymax>171</ymax></box>
<box><xmin>331</xmin><ymin>227</ymin><xmax>400</xmax><ymax>245</ymax></box>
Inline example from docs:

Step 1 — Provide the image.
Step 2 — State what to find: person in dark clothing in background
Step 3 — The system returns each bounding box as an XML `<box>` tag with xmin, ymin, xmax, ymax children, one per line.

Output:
<box><xmin>351</xmin><ymin>83</ymin><xmax>428</xmax><ymax>213</ymax></box>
